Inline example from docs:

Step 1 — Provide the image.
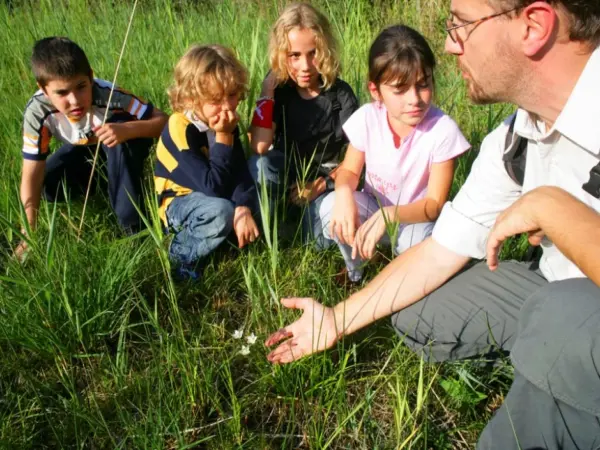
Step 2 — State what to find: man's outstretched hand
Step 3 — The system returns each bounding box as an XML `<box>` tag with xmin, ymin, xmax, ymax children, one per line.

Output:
<box><xmin>265</xmin><ymin>297</ymin><xmax>341</xmax><ymax>364</ymax></box>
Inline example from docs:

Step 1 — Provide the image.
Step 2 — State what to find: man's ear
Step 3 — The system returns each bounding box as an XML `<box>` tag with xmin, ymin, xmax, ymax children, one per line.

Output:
<box><xmin>520</xmin><ymin>1</ymin><xmax>557</xmax><ymax>57</ymax></box>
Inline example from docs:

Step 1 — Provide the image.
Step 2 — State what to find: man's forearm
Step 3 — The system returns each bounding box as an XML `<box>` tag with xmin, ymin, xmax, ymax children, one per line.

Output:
<box><xmin>534</xmin><ymin>187</ymin><xmax>600</xmax><ymax>283</ymax></box>
<box><xmin>333</xmin><ymin>237</ymin><xmax>470</xmax><ymax>336</ymax></box>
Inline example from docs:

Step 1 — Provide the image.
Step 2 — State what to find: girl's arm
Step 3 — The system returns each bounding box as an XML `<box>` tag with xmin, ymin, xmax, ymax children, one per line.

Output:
<box><xmin>384</xmin><ymin>159</ymin><xmax>455</xmax><ymax>223</ymax></box>
<box><xmin>329</xmin><ymin>145</ymin><xmax>365</xmax><ymax>245</ymax></box>
<box><xmin>250</xmin><ymin>73</ymin><xmax>278</xmax><ymax>155</ymax></box>
<box><xmin>250</xmin><ymin>122</ymin><xmax>276</xmax><ymax>155</ymax></box>
<box><xmin>334</xmin><ymin>144</ymin><xmax>365</xmax><ymax>192</ymax></box>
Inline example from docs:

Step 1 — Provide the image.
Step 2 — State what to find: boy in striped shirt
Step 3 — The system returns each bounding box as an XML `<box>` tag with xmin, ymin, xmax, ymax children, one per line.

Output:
<box><xmin>18</xmin><ymin>37</ymin><xmax>167</xmax><ymax>257</ymax></box>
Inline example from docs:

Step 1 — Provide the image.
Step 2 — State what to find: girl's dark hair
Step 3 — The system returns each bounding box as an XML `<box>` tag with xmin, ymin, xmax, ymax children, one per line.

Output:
<box><xmin>368</xmin><ymin>25</ymin><xmax>436</xmax><ymax>89</ymax></box>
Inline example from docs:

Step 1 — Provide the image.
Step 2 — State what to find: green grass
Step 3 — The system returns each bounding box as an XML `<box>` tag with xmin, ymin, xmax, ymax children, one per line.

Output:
<box><xmin>0</xmin><ymin>0</ymin><xmax>524</xmax><ymax>448</ymax></box>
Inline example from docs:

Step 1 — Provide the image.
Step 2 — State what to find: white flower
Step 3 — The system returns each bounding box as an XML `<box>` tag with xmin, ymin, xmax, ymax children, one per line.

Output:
<box><xmin>232</xmin><ymin>329</ymin><xmax>243</xmax><ymax>340</ymax></box>
<box><xmin>239</xmin><ymin>345</ymin><xmax>250</xmax><ymax>356</ymax></box>
<box><xmin>246</xmin><ymin>333</ymin><xmax>257</xmax><ymax>345</ymax></box>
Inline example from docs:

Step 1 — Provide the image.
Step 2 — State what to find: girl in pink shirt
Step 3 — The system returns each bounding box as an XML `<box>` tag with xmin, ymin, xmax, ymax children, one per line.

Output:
<box><xmin>320</xmin><ymin>25</ymin><xmax>470</xmax><ymax>283</ymax></box>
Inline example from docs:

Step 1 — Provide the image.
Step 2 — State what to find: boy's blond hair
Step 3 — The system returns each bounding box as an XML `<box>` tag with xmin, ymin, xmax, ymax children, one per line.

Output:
<box><xmin>269</xmin><ymin>3</ymin><xmax>339</xmax><ymax>90</ymax></box>
<box><xmin>168</xmin><ymin>44</ymin><xmax>248</xmax><ymax>113</ymax></box>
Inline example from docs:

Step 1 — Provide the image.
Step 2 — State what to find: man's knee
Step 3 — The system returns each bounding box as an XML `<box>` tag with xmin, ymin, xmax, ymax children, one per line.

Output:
<box><xmin>510</xmin><ymin>278</ymin><xmax>600</xmax><ymax>416</ymax></box>
<box><xmin>391</xmin><ymin>299</ymin><xmax>458</xmax><ymax>362</ymax></box>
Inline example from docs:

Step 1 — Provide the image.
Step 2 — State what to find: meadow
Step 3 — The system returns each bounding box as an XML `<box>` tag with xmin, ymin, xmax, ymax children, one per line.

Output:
<box><xmin>0</xmin><ymin>0</ymin><xmax>523</xmax><ymax>448</ymax></box>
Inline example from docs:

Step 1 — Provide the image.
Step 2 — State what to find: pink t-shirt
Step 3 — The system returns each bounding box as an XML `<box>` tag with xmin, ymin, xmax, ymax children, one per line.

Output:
<box><xmin>343</xmin><ymin>103</ymin><xmax>470</xmax><ymax>207</ymax></box>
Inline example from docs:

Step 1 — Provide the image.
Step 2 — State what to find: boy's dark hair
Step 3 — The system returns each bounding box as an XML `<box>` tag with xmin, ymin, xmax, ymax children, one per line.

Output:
<box><xmin>31</xmin><ymin>37</ymin><xmax>92</xmax><ymax>87</ymax></box>
<box><xmin>368</xmin><ymin>25</ymin><xmax>436</xmax><ymax>90</ymax></box>
<box><xmin>490</xmin><ymin>0</ymin><xmax>600</xmax><ymax>49</ymax></box>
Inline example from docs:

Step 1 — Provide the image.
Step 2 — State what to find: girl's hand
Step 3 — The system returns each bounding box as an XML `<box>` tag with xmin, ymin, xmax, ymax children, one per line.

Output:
<box><xmin>330</xmin><ymin>189</ymin><xmax>359</xmax><ymax>245</ymax></box>
<box><xmin>352</xmin><ymin>210</ymin><xmax>387</xmax><ymax>260</ymax></box>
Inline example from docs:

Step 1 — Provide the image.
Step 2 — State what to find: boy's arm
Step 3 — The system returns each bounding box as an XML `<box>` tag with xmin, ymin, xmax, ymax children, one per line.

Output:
<box><xmin>118</xmin><ymin>107</ymin><xmax>168</xmax><ymax>140</ymax></box>
<box><xmin>95</xmin><ymin>108</ymin><xmax>168</xmax><ymax>147</ymax></box>
<box><xmin>176</xmin><ymin>134</ymin><xmax>237</xmax><ymax>198</ymax></box>
<box><xmin>20</xmin><ymin>160</ymin><xmax>45</xmax><ymax>229</ymax></box>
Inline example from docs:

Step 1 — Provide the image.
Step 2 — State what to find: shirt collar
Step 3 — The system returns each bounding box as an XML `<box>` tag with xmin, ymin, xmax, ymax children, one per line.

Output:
<box><xmin>184</xmin><ymin>110</ymin><xmax>210</xmax><ymax>133</ymax></box>
<box><xmin>514</xmin><ymin>45</ymin><xmax>600</xmax><ymax>155</ymax></box>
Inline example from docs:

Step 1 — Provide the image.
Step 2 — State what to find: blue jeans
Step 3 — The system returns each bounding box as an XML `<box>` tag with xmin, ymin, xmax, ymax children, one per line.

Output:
<box><xmin>248</xmin><ymin>150</ymin><xmax>332</xmax><ymax>247</ymax></box>
<box><xmin>43</xmin><ymin>116</ymin><xmax>152</xmax><ymax>231</ymax></box>
<box><xmin>166</xmin><ymin>192</ymin><xmax>234</xmax><ymax>266</ymax></box>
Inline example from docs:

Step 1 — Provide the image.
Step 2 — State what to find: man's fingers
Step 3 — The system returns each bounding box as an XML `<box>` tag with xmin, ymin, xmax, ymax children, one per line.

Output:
<box><xmin>485</xmin><ymin>232</ymin><xmax>504</xmax><ymax>271</ymax></box>
<box><xmin>527</xmin><ymin>230</ymin><xmax>544</xmax><ymax>246</ymax></box>
<box><xmin>267</xmin><ymin>339</ymin><xmax>299</xmax><ymax>364</ymax></box>
<box><xmin>280</xmin><ymin>297</ymin><xmax>312</xmax><ymax>310</ymax></box>
<box><xmin>273</xmin><ymin>344</ymin><xmax>304</xmax><ymax>364</ymax></box>
<box><xmin>264</xmin><ymin>328</ymin><xmax>293</xmax><ymax>347</ymax></box>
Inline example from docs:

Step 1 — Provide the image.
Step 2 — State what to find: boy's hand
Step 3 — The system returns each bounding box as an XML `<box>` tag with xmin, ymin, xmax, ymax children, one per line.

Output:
<box><xmin>93</xmin><ymin>123</ymin><xmax>130</xmax><ymax>148</ymax></box>
<box><xmin>210</xmin><ymin>110</ymin><xmax>239</xmax><ymax>135</ymax></box>
<box><xmin>290</xmin><ymin>178</ymin><xmax>326</xmax><ymax>205</ymax></box>
<box><xmin>233</xmin><ymin>206</ymin><xmax>260</xmax><ymax>248</ymax></box>
<box><xmin>14</xmin><ymin>239</ymin><xmax>29</xmax><ymax>263</ymax></box>
<box><xmin>352</xmin><ymin>210</ymin><xmax>387</xmax><ymax>260</ymax></box>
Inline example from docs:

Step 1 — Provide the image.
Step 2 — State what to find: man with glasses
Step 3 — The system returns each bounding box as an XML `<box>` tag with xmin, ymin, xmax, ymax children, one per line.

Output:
<box><xmin>266</xmin><ymin>1</ymin><xmax>600</xmax><ymax>447</ymax></box>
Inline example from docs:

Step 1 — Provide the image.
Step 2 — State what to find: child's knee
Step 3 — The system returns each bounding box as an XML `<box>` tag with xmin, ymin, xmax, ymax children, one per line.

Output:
<box><xmin>395</xmin><ymin>222</ymin><xmax>434</xmax><ymax>254</ymax></box>
<box><xmin>210</xmin><ymin>199</ymin><xmax>235</xmax><ymax>231</ymax></box>
<box><xmin>248</xmin><ymin>152</ymin><xmax>284</xmax><ymax>185</ymax></box>
<box><xmin>318</xmin><ymin>192</ymin><xmax>336</xmax><ymax>239</ymax></box>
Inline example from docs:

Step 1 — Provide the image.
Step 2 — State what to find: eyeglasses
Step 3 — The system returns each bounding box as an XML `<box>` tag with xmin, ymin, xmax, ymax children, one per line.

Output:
<box><xmin>445</xmin><ymin>7</ymin><xmax>519</xmax><ymax>44</ymax></box>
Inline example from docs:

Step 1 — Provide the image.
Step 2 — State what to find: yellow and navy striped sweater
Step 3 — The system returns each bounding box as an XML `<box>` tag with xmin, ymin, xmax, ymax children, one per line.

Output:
<box><xmin>154</xmin><ymin>112</ymin><xmax>256</xmax><ymax>226</ymax></box>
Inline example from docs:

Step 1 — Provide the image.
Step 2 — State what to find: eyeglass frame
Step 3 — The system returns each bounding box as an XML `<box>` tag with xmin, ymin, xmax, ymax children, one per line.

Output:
<box><xmin>445</xmin><ymin>7</ymin><xmax>519</xmax><ymax>43</ymax></box>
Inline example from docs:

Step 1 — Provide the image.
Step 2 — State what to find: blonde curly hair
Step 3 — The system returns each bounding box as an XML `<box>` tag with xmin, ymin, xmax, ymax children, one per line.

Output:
<box><xmin>269</xmin><ymin>3</ymin><xmax>340</xmax><ymax>90</ymax></box>
<box><xmin>168</xmin><ymin>44</ymin><xmax>248</xmax><ymax>113</ymax></box>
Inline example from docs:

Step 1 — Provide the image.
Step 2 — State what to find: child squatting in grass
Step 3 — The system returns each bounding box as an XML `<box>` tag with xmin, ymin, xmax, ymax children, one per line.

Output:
<box><xmin>18</xmin><ymin>37</ymin><xmax>168</xmax><ymax>259</ymax></box>
<box><xmin>249</xmin><ymin>2</ymin><xmax>359</xmax><ymax>245</ymax></box>
<box><xmin>318</xmin><ymin>25</ymin><xmax>471</xmax><ymax>283</ymax></box>
<box><xmin>154</xmin><ymin>44</ymin><xmax>260</xmax><ymax>280</ymax></box>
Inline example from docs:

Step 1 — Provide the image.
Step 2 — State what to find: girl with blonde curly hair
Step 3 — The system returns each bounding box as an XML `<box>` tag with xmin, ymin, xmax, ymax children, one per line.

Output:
<box><xmin>249</xmin><ymin>2</ymin><xmax>358</xmax><ymax>246</ymax></box>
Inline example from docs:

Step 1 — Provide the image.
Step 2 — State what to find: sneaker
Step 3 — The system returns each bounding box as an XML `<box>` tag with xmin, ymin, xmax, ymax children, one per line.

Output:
<box><xmin>173</xmin><ymin>263</ymin><xmax>201</xmax><ymax>282</ymax></box>
<box><xmin>333</xmin><ymin>267</ymin><xmax>362</xmax><ymax>288</ymax></box>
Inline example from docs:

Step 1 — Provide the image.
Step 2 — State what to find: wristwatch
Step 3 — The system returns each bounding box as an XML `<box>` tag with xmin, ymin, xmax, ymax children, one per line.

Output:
<box><xmin>325</xmin><ymin>175</ymin><xmax>336</xmax><ymax>191</ymax></box>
